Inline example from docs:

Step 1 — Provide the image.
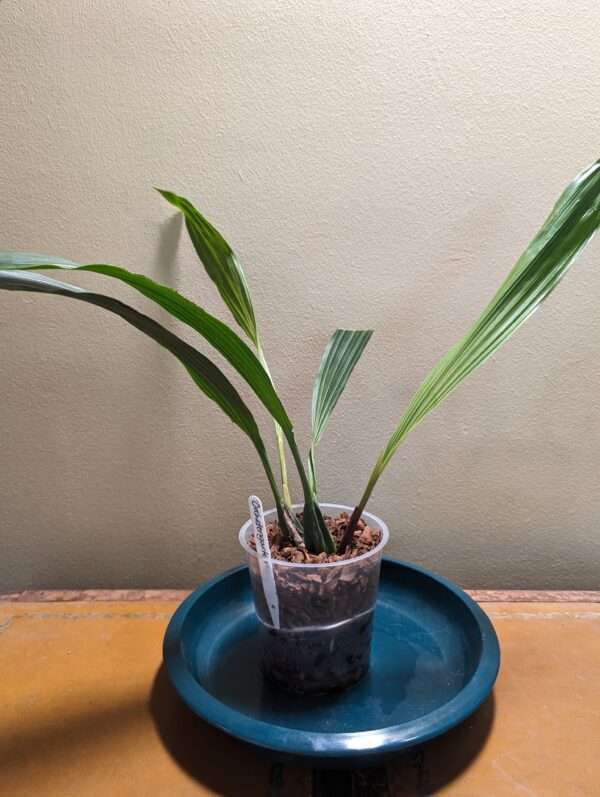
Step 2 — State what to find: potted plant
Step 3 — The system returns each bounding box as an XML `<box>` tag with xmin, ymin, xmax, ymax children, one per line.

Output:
<box><xmin>1</xmin><ymin>160</ymin><xmax>599</xmax><ymax>694</ymax></box>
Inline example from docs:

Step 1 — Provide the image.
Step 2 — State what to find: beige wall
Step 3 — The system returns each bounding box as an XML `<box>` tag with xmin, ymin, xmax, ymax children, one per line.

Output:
<box><xmin>1</xmin><ymin>1</ymin><xmax>599</xmax><ymax>591</ymax></box>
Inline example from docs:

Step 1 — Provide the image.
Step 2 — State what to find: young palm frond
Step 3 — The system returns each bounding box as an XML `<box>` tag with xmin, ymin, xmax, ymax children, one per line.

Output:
<box><xmin>340</xmin><ymin>159</ymin><xmax>600</xmax><ymax>549</ymax></box>
<box><xmin>309</xmin><ymin>329</ymin><xmax>373</xmax><ymax>494</ymax></box>
<box><xmin>157</xmin><ymin>190</ymin><xmax>293</xmax><ymax>507</ymax></box>
<box><xmin>0</xmin><ymin>268</ymin><xmax>289</xmax><ymax>532</ymax></box>
<box><xmin>2</xmin><ymin>159</ymin><xmax>599</xmax><ymax>556</ymax></box>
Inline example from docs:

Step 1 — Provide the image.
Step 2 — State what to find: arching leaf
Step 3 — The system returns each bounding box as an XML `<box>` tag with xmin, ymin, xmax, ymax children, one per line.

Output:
<box><xmin>0</xmin><ymin>256</ymin><xmax>292</xmax><ymax>435</ymax></box>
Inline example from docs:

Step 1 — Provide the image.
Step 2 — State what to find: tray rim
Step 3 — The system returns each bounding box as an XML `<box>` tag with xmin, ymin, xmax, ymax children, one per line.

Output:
<box><xmin>163</xmin><ymin>556</ymin><xmax>500</xmax><ymax>761</ymax></box>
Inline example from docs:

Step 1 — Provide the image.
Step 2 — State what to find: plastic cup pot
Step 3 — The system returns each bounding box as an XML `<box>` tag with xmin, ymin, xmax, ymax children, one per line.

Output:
<box><xmin>239</xmin><ymin>503</ymin><xmax>389</xmax><ymax>695</ymax></box>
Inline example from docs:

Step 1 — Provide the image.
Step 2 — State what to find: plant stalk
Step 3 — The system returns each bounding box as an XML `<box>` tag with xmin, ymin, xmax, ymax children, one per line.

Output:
<box><xmin>255</xmin><ymin>440</ymin><xmax>296</xmax><ymax>543</ymax></box>
<box><xmin>338</xmin><ymin>461</ymin><xmax>382</xmax><ymax>552</ymax></box>
<box><xmin>256</xmin><ymin>341</ymin><xmax>292</xmax><ymax>507</ymax></box>
<box><xmin>338</xmin><ymin>506</ymin><xmax>362</xmax><ymax>554</ymax></box>
<box><xmin>307</xmin><ymin>445</ymin><xmax>317</xmax><ymax>495</ymax></box>
<box><xmin>275</xmin><ymin>424</ymin><xmax>292</xmax><ymax>506</ymax></box>
<box><xmin>286</xmin><ymin>431</ymin><xmax>335</xmax><ymax>554</ymax></box>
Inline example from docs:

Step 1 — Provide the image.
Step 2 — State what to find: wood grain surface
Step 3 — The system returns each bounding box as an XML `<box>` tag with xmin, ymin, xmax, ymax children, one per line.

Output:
<box><xmin>1</xmin><ymin>594</ymin><xmax>599</xmax><ymax>795</ymax></box>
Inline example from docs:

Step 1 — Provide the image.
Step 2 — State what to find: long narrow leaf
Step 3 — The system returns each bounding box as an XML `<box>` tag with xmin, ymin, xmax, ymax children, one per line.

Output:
<box><xmin>308</xmin><ymin>329</ymin><xmax>372</xmax><ymax>492</ymax></box>
<box><xmin>357</xmin><ymin>158</ymin><xmax>600</xmax><ymax>514</ymax></box>
<box><xmin>157</xmin><ymin>189</ymin><xmax>295</xmax><ymax>507</ymax></box>
<box><xmin>0</xmin><ymin>256</ymin><xmax>292</xmax><ymax>435</ymax></box>
<box><xmin>0</xmin><ymin>269</ymin><xmax>268</xmax><ymax>450</ymax></box>
<box><xmin>156</xmin><ymin>189</ymin><xmax>258</xmax><ymax>344</ymax></box>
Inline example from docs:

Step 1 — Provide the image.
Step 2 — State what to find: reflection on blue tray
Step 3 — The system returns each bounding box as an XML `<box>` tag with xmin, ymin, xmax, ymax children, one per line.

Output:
<box><xmin>164</xmin><ymin>557</ymin><xmax>500</xmax><ymax>766</ymax></box>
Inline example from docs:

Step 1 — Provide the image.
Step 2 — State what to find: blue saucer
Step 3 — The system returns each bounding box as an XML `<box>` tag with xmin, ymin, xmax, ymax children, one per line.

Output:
<box><xmin>163</xmin><ymin>557</ymin><xmax>499</xmax><ymax>766</ymax></box>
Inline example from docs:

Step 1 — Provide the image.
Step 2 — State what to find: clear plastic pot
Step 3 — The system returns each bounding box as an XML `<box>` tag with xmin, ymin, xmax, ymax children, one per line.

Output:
<box><xmin>239</xmin><ymin>503</ymin><xmax>389</xmax><ymax>695</ymax></box>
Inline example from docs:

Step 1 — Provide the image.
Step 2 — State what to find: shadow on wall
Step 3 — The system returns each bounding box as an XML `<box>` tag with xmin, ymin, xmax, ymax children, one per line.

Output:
<box><xmin>154</xmin><ymin>212</ymin><xmax>182</xmax><ymax>280</ymax></box>
<box><xmin>149</xmin><ymin>663</ymin><xmax>495</xmax><ymax>796</ymax></box>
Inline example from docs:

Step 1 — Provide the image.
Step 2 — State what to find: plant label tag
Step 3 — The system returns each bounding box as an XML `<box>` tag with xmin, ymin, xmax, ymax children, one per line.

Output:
<box><xmin>248</xmin><ymin>495</ymin><xmax>280</xmax><ymax>629</ymax></box>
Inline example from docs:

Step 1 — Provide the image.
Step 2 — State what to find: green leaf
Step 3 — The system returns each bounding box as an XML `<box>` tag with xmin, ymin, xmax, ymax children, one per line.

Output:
<box><xmin>308</xmin><ymin>329</ymin><xmax>373</xmax><ymax>492</ymax></box>
<box><xmin>302</xmin><ymin>499</ymin><xmax>336</xmax><ymax>555</ymax></box>
<box><xmin>358</xmin><ymin>158</ymin><xmax>600</xmax><ymax>513</ymax></box>
<box><xmin>0</xmin><ymin>269</ymin><xmax>269</xmax><ymax>451</ymax></box>
<box><xmin>156</xmin><ymin>189</ymin><xmax>258</xmax><ymax>344</ymax></box>
<box><xmin>0</xmin><ymin>256</ymin><xmax>292</xmax><ymax>435</ymax></box>
<box><xmin>156</xmin><ymin>189</ymin><xmax>295</xmax><ymax>508</ymax></box>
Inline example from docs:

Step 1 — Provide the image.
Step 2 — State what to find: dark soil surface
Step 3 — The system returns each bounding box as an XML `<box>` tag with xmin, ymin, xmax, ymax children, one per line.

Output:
<box><xmin>250</xmin><ymin>511</ymin><xmax>382</xmax><ymax>562</ymax></box>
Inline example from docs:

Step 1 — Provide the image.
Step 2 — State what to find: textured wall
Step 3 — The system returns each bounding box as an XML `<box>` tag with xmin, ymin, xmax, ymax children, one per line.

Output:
<box><xmin>1</xmin><ymin>1</ymin><xmax>599</xmax><ymax>591</ymax></box>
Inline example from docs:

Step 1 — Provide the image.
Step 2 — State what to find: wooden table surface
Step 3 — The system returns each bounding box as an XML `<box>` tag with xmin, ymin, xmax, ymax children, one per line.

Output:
<box><xmin>1</xmin><ymin>589</ymin><xmax>599</xmax><ymax>796</ymax></box>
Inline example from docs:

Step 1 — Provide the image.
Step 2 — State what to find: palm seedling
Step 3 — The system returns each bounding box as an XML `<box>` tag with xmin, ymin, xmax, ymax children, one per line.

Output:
<box><xmin>1</xmin><ymin>160</ymin><xmax>600</xmax><ymax>557</ymax></box>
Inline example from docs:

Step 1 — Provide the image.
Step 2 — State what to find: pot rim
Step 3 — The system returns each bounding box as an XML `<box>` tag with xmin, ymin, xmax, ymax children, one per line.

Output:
<box><xmin>239</xmin><ymin>501</ymin><xmax>389</xmax><ymax>568</ymax></box>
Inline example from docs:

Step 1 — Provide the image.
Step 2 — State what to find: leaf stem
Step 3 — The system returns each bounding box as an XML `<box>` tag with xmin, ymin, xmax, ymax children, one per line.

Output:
<box><xmin>256</xmin><ymin>341</ymin><xmax>292</xmax><ymax>507</ymax></box>
<box><xmin>286</xmin><ymin>431</ymin><xmax>335</xmax><ymax>554</ymax></box>
<box><xmin>254</xmin><ymin>439</ymin><xmax>292</xmax><ymax>541</ymax></box>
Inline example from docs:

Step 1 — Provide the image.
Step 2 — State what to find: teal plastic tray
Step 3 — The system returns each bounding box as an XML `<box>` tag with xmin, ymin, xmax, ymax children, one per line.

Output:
<box><xmin>163</xmin><ymin>557</ymin><xmax>500</xmax><ymax>767</ymax></box>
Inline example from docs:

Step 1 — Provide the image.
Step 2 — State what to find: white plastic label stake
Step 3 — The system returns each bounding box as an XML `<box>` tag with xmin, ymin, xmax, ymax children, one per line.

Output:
<box><xmin>248</xmin><ymin>495</ymin><xmax>280</xmax><ymax>629</ymax></box>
